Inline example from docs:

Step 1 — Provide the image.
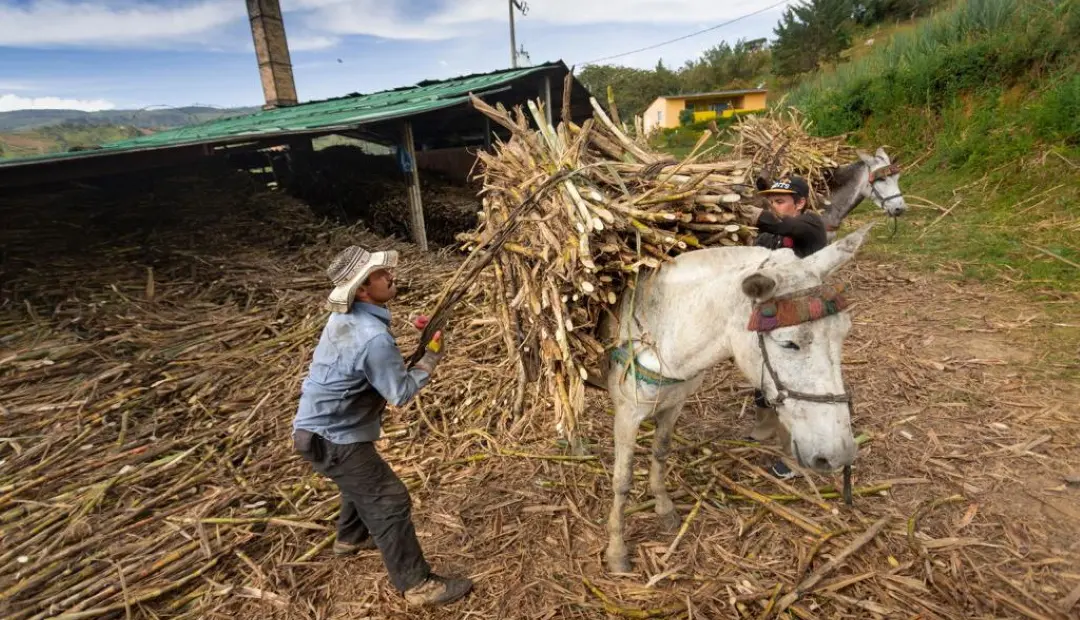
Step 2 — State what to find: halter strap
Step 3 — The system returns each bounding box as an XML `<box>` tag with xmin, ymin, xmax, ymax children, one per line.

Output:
<box><xmin>868</xmin><ymin>162</ymin><xmax>903</xmax><ymax>205</ymax></box>
<box><xmin>609</xmin><ymin>344</ymin><xmax>685</xmax><ymax>387</ymax></box>
<box><xmin>758</xmin><ymin>333</ymin><xmax>851</xmax><ymax>405</ymax></box>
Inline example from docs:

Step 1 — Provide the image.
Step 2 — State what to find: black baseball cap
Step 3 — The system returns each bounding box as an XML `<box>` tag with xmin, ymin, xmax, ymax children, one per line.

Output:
<box><xmin>758</xmin><ymin>176</ymin><xmax>810</xmax><ymax>199</ymax></box>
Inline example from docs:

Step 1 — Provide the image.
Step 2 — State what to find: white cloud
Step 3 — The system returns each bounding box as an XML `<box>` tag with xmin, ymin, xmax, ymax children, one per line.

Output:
<box><xmin>0</xmin><ymin>93</ymin><xmax>116</xmax><ymax>112</ymax></box>
<box><xmin>0</xmin><ymin>0</ymin><xmax>243</xmax><ymax>47</ymax></box>
<box><xmin>288</xmin><ymin>34</ymin><xmax>340</xmax><ymax>51</ymax></box>
<box><xmin>283</xmin><ymin>0</ymin><xmax>792</xmax><ymax>41</ymax></box>
<box><xmin>0</xmin><ymin>0</ymin><xmax>789</xmax><ymax>51</ymax></box>
<box><xmin>0</xmin><ymin>81</ymin><xmax>33</xmax><ymax>91</ymax></box>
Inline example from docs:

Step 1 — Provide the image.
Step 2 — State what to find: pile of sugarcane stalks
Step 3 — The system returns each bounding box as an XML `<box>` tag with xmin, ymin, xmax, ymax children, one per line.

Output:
<box><xmin>728</xmin><ymin>104</ymin><xmax>859</xmax><ymax>209</ymax></box>
<box><xmin>284</xmin><ymin>145</ymin><xmax>480</xmax><ymax>247</ymax></box>
<box><xmin>0</xmin><ymin>161</ymin><xmax>508</xmax><ymax>619</ymax></box>
<box><xmin>451</xmin><ymin>93</ymin><xmax>764</xmax><ymax>440</ymax></box>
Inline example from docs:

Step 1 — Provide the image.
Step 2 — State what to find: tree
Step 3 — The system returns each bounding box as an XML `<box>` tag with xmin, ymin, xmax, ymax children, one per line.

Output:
<box><xmin>772</xmin><ymin>0</ymin><xmax>855</xmax><ymax>77</ymax></box>
<box><xmin>680</xmin><ymin>39</ymin><xmax>771</xmax><ymax>93</ymax></box>
<box><xmin>579</xmin><ymin>64</ymin><xmax>660</xmax><ymax>119</ymax></box>
<box><xmin>577</xmin><ymin>40</ymin><xmax>772</xmax><ymax>119</ymax></box>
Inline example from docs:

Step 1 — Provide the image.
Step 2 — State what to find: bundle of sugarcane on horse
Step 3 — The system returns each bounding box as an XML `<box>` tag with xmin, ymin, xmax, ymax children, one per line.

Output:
<box><xmin>289</xmin><ymin>147</ymin><xmax>906</xmax><ymax>608</ymax></box>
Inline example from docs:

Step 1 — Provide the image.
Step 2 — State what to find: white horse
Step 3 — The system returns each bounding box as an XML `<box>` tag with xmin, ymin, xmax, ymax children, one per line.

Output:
<box><xmin>598</xmin><ymin>224</ymin><xmax>873</xmax><ymax>573</ymax></box>
<box><xmin>819</xmin><ymin>148</ymin><xmax>907</xmax><ymax>241</ymax></box>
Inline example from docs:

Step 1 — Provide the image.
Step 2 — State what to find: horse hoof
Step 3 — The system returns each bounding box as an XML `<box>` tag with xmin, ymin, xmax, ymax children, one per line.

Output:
<box><xmin>606</xmin><ymin>555</ymin><xmax>632</xmax><ymax>574</ymax></box>
<box><xmin>658</xmin><ymin>510</ymin><xmax>681</xmax><ymax>533</ymax></box>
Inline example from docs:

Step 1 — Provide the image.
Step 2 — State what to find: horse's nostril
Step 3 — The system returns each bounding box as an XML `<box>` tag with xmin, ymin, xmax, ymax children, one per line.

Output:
<box><xmin>812</xmin><ymin>456</ymin><xmax>831</xmax><ymax>470</ymax></box>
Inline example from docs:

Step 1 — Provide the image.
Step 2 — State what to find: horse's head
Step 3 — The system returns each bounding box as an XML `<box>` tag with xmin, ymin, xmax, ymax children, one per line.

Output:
<box><xmin>858</xmin><ymin>147</ymin><xmax>907</xmax><ymax>218</ymax></box>
<box><xmin>821</xmin><ymin>148</ymin><xmax>907</xmax><ymax>241</ymax></box>
<box><xmin>735</xmin><ymin>224</ymin><xmax>872</xmax><ymax>473</ymax></box>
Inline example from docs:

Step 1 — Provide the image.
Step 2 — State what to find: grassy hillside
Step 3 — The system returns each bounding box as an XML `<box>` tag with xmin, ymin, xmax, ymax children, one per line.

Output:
<box><xmin>784</xmin><ymin>0</ymin><xmax>1079</xmax><ymax>292</ymax></box>
<box><xmin>0</xmin><ymin>106</ymin><xmax>258</xmax><ymax>132</ymax></box>
<box><xmin>0</xmin><ymin>124</ymin><xmax>145</xmax><ymax>159</ymax></box>
<box><xmin>648</xmin><ymin>0</ymin><xmax>1078</xmax><ymax>293</ymax></box>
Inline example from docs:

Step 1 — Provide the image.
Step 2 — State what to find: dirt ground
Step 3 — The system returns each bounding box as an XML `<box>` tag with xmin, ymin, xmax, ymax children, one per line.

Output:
<box><xmin>2</xmin><ymin>166</ymin><xmax>1077</xmax><ymax>620</ymax></box>
<box><xmin>257</xmin><ymin>259</ymin><xmax>1079</xmax><ymax>620</ymax></box>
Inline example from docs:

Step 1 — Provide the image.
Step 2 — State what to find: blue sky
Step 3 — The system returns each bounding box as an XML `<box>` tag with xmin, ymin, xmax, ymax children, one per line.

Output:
<box><xmin>0</xmin><ymin>0</ymin><xmax>794</xmax><ymax>112</ymax></box>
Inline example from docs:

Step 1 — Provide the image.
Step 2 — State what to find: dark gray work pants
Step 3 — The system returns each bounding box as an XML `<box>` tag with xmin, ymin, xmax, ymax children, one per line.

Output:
<box><xmin>293</xmin><ymin>430</ymin><xmax>431</xmax><ymax>592</ymax></box>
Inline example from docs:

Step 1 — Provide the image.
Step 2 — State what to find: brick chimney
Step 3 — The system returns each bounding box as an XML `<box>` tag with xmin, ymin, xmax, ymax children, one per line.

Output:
<box><xmin>246</xmin><ymin>0</ymin><xmax>298</xmax><ymax>108</ymax></box>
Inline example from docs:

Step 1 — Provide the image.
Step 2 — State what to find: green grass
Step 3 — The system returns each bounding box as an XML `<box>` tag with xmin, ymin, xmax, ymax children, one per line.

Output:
<box><xmin>760</xmin><ymin>0</ymin><xmax>1080</xmax><ymax>292</ymax></box>
<box><xmin>787</xmin><ymin>0</ymin><xmax>1080</xmax><ymax>137</ymax></box>
<box><xmin>848</xmin><ymin>154</ymin><xmax>1080</xmax><ymax>293</ymax></box>
<box><xmin>647</xmin><ymin>117</ymin><xmax>747</xmax><ymax>159</ymax></box>
<box><xmin>1</xmin><ymin>124</ymin><xmax>142</xmax><ymax>158</ymax></box>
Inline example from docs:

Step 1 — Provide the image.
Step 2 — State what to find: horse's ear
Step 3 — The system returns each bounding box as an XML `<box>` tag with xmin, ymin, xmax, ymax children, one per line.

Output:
<box><xmin>875</xmin><ymin>147</ymin><xmax>890</xmax><ymax>163</ymax></box>
<box><xmin>804</xmin><ymin>222</ymin><xmax>874</xmax><ymax>278</ymax></box>
<box><xmin>856</xmin><ymin>150</ymin><xmax>875</xmax><ymax>166</ymax></box>
<box><xmin>742</xmin><ymin>272</ymin><xmax>777</xmax><ymax>300</ymax></box>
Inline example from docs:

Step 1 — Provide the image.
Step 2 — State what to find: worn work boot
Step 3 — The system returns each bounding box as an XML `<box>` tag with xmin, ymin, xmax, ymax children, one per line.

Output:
<box><xmin>769</xmin><ymin>459</ymin><xmax>796</xmax><ymax>480</ymax></box>
<box><xmin>333</xmin><ymin>538</ymin><xmax>377</xmax><ymax>556</ymax></box>
<box><xmin>404</xmin><ymin>574</ymin><xmax>474</xmax><ymax>607</ymax></box>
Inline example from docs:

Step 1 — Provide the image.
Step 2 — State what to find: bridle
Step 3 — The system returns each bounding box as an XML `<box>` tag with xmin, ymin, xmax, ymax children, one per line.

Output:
<box><xmin>749</xmin><ymin>277</ymin><xmax>856</xmax><ymax>504</ymax></box>
<box><xmin>757</xmin><ymin>332</ymin><xmax>851</xmax><ymax>407</ymax></box>
<box><xmin>748</xmin><ymin>277</ymin><xmax>853</xmax><ymax>408</ymax></box>
<box><xmin>824</xmin><ymin>161</ymin><xmax>903</xmax><ymax>234</ymax></box>
<box><xmin>757</xmin><ymin>329</ymin><xmax>856</xmax><ymax>506</ymax></box>
<box><xmin>867</xmin><ymin>162</ymin><xmax>903</xmax><ymax>209</ymax></box>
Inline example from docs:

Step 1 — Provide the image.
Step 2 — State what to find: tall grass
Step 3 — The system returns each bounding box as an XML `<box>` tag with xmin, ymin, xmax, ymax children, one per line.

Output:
<box><xmin>788</xmin><ymin>0</ymin><xmax>1080</xmax><ymax>141</ymax></box>
<box><xmin>776</xmin><ymin>0</ymin><xmax>1080</xmax><ymax>292</ymax></box>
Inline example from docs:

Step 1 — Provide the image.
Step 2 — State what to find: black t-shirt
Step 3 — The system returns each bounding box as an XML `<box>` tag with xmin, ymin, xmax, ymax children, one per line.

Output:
<box><xmin>753</xmin><ymin>210</ymin><xmax>828</xmax><ymax>258</ymax></box>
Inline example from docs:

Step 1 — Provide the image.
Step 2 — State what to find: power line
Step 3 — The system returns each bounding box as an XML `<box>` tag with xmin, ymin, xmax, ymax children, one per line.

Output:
<box><xmin>577</xmin><ymin>0</ymin><xmax>792</xmax><ymax>66</ymax></box>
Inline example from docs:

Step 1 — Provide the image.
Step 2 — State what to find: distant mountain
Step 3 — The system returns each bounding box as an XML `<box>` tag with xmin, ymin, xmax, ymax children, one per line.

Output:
<box><xmin>0</xmin><ymin>106</ymin><xmax>260</xmax><ymax>132</ymax></box>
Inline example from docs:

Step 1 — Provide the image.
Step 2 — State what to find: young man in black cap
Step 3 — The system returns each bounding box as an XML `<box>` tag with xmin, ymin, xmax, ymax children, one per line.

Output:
<box><xmin>743</xmin><ymin>176</ymin><xmax>828</xmax><ymax>258</ymax></box>
<box><xmin>739</xmin><ymin>176</ymin><xmax>828</xmax><ymax>478</ymax></box>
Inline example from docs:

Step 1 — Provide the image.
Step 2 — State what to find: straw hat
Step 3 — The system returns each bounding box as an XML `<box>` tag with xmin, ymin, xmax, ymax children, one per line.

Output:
<box><xmin>325</xmin><ymin>245</ymin><xmax>399</xmax><ymax>313</ymax></box>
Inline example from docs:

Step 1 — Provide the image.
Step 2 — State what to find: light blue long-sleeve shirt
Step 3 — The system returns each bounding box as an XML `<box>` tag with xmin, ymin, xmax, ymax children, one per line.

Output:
<box><xmin>293</xmin><ymin>302</ymin><xmax>431</xmax><ymax>444</ymax></box>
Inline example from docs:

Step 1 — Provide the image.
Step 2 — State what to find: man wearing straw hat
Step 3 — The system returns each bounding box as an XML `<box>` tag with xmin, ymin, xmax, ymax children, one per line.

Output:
<box><xmin>740</xmin><ymin>176</ymin><xmax>828</xmax><ymax>479</ymax></box>
<box><xmin>292</xmin><ymin>245</ymin><xmax>473</xmax><ymax>608</ymax></box>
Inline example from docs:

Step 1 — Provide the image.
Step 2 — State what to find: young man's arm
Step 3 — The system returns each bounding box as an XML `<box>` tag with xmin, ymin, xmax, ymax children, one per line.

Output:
<box><xmin>744</xmin><ymin>207</ymin><xmax>827</xmax><ymax>254</ymax></box>
<box><xmin>755</xmin><ymin>210</ymin><xmax>824</xmax><ymax>238</ymax></box>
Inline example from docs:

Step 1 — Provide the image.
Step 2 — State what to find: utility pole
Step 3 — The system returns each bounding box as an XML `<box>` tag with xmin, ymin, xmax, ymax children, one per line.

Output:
<box><xmin>508</xmin><ymin>0</ymin><xmax>528</xmax><ymax>68</ymax></box>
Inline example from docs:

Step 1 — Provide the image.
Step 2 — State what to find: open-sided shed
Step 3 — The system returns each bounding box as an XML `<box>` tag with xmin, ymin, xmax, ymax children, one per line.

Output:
<box><xmin>0</xmin><ymin>61</ymin><xmax>594</xmax><ymax>250</ymax></box>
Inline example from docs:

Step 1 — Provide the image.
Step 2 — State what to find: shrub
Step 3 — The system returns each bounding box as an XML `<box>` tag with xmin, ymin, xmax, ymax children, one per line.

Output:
<box><xmin>784</xmin><ymin>0</ymin><xmax>1079</xmax><ymax>168</ymax></box>
<box><xmin>1032</xmin><ymin>72</ymin><xmax>1080</xmax><ymax>144</ymax></box>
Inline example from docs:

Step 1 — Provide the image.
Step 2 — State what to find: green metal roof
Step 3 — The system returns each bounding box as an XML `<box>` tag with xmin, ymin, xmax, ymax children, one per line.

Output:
<box><xmin>0</xmin><ymin>63</ymin><xmax>561</xmax><ymax>168</ymax></box>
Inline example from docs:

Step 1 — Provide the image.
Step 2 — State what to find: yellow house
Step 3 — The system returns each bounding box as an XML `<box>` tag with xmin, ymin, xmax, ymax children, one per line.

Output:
<box><xmin>643</xmin><ymin>88</ymin><xmax>768</xmax><ymax>134</ymax></box>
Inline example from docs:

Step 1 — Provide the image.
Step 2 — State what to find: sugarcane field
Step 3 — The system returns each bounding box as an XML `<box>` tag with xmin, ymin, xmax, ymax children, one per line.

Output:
<box><xmin>1</xmin><ymin>1</ymin><xmax>1079</xmax><ymax>619</ymax></box>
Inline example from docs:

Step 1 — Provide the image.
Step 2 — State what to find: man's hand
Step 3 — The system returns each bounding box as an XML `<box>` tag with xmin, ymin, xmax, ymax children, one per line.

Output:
<box><xmin>415</xmin><ymin>331</ymin><xmax>444</xmax><ymax>375</ymax></box>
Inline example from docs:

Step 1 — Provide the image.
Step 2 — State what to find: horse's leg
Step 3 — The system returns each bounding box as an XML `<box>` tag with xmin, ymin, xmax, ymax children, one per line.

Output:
<box><xmin>650</xmin><ymin>403</ymin><xmax>684</xmax><ymax>532</ymax></box>
<box><xmin>605</xmin><ymin>399</ymin><xmax>643</xmax><ymax>573</ymax></box>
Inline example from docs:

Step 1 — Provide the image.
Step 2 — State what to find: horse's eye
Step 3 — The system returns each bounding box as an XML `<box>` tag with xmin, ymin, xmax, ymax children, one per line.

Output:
<box><xmin>782</xmin><ymin>342</ymin><xmax>800</xmax><ymax>351</ymax></box>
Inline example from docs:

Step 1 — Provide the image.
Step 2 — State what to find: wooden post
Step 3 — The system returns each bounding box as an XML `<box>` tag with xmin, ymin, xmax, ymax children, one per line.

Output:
<box><xmin>542</xmin><ymin>74</ymin><xmax>553</xmax><ymax>127</ymax></box>
<box><xmin>402</xmin><ymin>121</ymin><xmax>428</xmax><ymax>251</ymax></box>
<box><xmin>484</xmin><ymin>117</ymin><xmax>492</xmax><ymax>150</ymax></box>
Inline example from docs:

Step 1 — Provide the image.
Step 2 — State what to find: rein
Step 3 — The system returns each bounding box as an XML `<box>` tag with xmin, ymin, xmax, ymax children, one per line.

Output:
<box><xmin>749</xmin><ymin>280</ymin><xmax>857</xmax><ymax>504</ymax></box>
